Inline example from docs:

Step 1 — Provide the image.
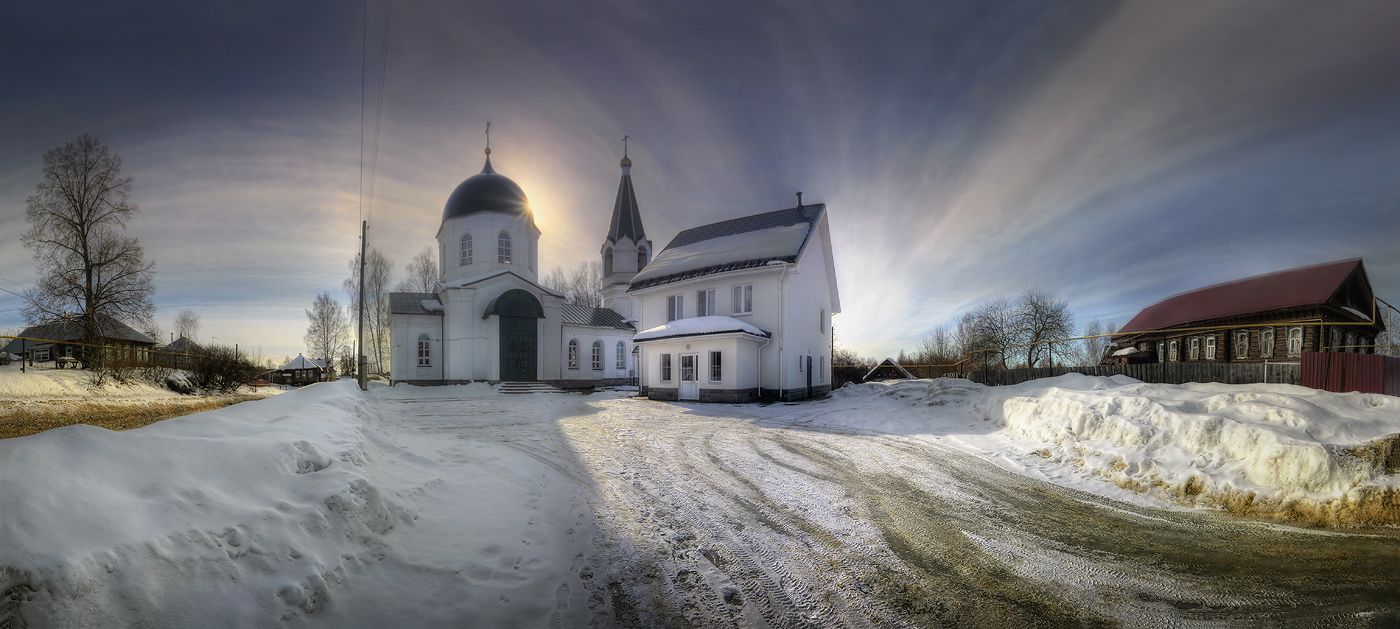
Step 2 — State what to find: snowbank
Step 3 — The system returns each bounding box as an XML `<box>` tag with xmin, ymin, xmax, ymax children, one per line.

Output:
<box><xmin>0</xmin><ymin>363</ymin><xmax>186</xmax><ymax>400</ymax></box>
<box><xmin>825</xmin><ymin>375</ymin><xmax>1400</xmax><ymax>527</ymax></box>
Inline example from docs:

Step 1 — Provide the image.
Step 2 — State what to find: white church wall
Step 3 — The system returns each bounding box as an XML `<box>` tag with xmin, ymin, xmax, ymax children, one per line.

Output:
<box><xmin>559</xmin><ymin>325</ymin><xmax>633</xmax><ymax>382</ymax></box>
<box><xmin>438</xmin><ymin>211</ymin><xmax>541</xmax><ymax>287</ymax></box>
<box><xmin>389</xmin><ymin>314</ymin><xmax>444</xmax><ymax>382</ymax></box>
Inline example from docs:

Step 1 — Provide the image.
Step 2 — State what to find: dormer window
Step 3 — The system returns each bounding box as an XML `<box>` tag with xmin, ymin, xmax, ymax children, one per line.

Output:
<box><xmin>460</xmin><ymin>233</ymin><xmax>472</xmax><ymax>265</ymax></box>
<box><xmin>498</xmin><ymin>231</ymin><xmax>512</xmax><ymax>264</ymax></box>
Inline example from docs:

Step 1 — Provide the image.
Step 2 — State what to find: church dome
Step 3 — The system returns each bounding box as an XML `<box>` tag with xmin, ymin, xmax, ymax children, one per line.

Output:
<box><xmin>442</xmin><ymin>158</ymin><xmax>529</xmax><ymax>221</ymax></box>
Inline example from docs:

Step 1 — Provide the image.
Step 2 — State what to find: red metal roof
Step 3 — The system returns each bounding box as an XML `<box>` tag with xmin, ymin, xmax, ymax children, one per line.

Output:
<box><xmin>1118</xmin><ymin>259</ymin><xmax>1362</xmax><ymax>333</ymax></box>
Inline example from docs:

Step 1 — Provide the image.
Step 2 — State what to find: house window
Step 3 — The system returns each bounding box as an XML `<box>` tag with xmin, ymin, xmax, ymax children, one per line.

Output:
<box><xmin>1287</xmin><ymin>327</ymin><xmax>1303</xmax><ymax>357</ymax></box>
<box><xmin>697</xmin><ymin>289</ymin><xmax>715</xmax><ymax>317</ymax></box>
<box><xmin>732</xmin><ymin>284</ymin><xmax>753</xmax><ymax>315</ymax></box>
<box><xmin>567</xmin><ymin>339</ymin><xmax>579</xmax><ymax>369</ymax></box>
<box><xmin>591</xmin><ymin>340</ymin><xmax>603</xmax><ymax>370</ymax></box>
<box><xmin>661</xmin><ymin>354</ymin><xmax>672</xmax><ymax>381</ymax></box>
<box><xmin>1260</xmin><ymin>328</ymin><xmax>1275</xmax><ymax>358</ymax></box>
<box><xmin>1204</xmin><ymin>336</ymin><xmax>1217</xmax><ymax>361</ymax></box>
<box><xmin>460</xmin><ymin>233</ymin><xmax>472</xmax><ymax>265</ymax></box>
<box><xmin>709</xmin><ymin>350</ymin><xmax>722</xmax><ymax>382</ymax></box>
<box><xmin>497</xmin><ymin>231</ymin><xmax>512</xmax><ymax>264</ymax></box>
<box><xmin>819</xmin><ymin>308</ymin><xmax>826</xmax><ymax>333</ymax></box>
<box><xmin>1189</xmin><ymin>337</ymin><xmax>1200</xmax><ymax>360</ymax></box>
<box><xmin>1346</xmin><ymin>332</ymin><xmax>1357</xmax><ymax>353</ymax></box>
<box><xmin>1168</xmin><ymin>340</ymin><xmax>1178</xmax><ymax>362</ymax></box>
<box><xmin>1156</xmin><ymin>342</ymin><xmax>1164</xmax><ymax>363</ymax></box>
<box><xmin>1234</xmin><ymin>331</ymin><xmax>1248</xmax><ymax>359</ymax></box>
<box><xmin>1330</xmin><ymin>328</ymin><xmax>1342</xmax><ymax>352</ymax></box>
<box><xmin>616</xmin><ymin>341</ymin><xmax>626</xmax><ymax>370</ymax></box>
<box><xmin>637</xmin><ymin>248</ymin><xmax>648</xmax><ymax>270</ymax></box>
<box><xmin>417</xmin><ymin>334</ymin><xmax>431</xmax><ymax>367</ymax></box>
<box><xmin>667</xmin><ymin>294</ymin><xmax>684</xmax><ymax>322</ymax></box>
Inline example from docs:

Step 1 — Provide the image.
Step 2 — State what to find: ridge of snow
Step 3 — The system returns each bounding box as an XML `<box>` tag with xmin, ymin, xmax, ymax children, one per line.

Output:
<box><xmin>633</xmin><ymin>315</ymin><xmax>769</xmax><ymax>342</ymax></box>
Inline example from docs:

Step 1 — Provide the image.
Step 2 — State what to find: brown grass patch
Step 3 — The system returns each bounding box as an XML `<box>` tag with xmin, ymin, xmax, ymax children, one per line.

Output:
<box><xmin>0</xmin><ymin>395</ymin><xmax>261</xmax><ymax>440</ymax></box>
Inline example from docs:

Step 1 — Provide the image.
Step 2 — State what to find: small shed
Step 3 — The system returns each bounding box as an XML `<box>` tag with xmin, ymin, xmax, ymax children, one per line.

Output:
<box><xmin>863</xmin><ymin>358</ymin><xmax>915</xmax><ymax>381</ymax></box>
<box><xmin>275</xmin><ymin>354</ymin><xmax>327</xmax><ymax>386</ymax></box>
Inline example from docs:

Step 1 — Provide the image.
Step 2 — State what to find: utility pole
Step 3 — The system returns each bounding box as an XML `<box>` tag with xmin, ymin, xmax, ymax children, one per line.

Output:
<box><xmin>357</xmin><ymin>219</ymin><xmax>368</xmax><ymax>391</ymax></box>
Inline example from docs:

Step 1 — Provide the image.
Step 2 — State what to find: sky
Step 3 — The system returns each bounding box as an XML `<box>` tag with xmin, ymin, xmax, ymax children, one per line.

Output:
<box><xmin>2</xmin><ymin>0</ymin><xmax>1399</xmax><ymax>361</ymax></box>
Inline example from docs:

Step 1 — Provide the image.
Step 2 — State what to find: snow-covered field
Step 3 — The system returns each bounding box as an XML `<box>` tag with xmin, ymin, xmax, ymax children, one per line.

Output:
<box><xmin>2</xmin><ymin>376</ymin><xmax>1398</xmax><ymax>626</ymax></box>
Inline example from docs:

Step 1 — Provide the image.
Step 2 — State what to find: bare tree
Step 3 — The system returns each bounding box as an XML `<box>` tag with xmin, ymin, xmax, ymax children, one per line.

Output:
<box><xmin>542</xmin><ymin>261</ymin><xmax>603</xmax><ymax>307</ymax></box>
<box><xmin>173</xmin><ymin>308</ymin><xmax>201</xmax><ymax>341</ymax></box>
<box><xmin>396</xmin><ymin>246</ymin><xmax>439</xmax><ymax>293</ymax></box>
<box><xmin>1082</xmin><ymin>320</ymin><xmax>1120</xmax><ymax>366</ymax></box>
<box><xmin>304</xmin><ymin>292</ymin><xmax>350</xmax><ymax>368</ymax></box>
<box><xmin>1375</xmin><ymin>306</ymin><xmax>1399</xmax><ymax>357</ymax></box>
<box><xmin>21</xmin><ymin>134</ymin><xmax>155</xmax><ymax>368</ymax></box>
<box><xmin>345</xmin><ymin>248</ymin><xmax>393</xmax><ymax>374</ymax></box>
<box><xmin>1019</xmin><ymin>289</ymin><xmax>1074</xmax><ymax>367</ymax></box>
<box><xmin>970</xmin><ymin>297</ymin><xmax>1021</xmax><ymax>369</ymax></box>
<box><xmin>915</xmin><ymin>325</ymin><xmax>958</xmax><ymax>365</ymax></box>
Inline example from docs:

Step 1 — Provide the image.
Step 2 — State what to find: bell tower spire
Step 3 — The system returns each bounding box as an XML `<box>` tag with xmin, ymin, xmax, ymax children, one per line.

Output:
<box><xmin>600</xmin><ymin>135</ymin><xmax>651</xmax><ymax>319</ymax></box>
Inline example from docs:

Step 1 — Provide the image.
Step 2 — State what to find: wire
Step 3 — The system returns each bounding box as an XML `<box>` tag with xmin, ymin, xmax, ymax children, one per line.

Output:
<box><xmin>358</xmin><ymin>0</ymin><xmax>367</xmax><ymax>227</ymax></box>
<box><xmin>366</xmin><ymin>0</ymin><xmax>392</xmax><ymax>225</ymax></box>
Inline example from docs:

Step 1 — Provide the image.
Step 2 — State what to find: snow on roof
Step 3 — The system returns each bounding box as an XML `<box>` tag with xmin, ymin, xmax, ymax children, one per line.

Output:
<box><xmin>1341</xmin><ymin>305</ymin><xmax>1370</xmax><ymax>321</ymax></box>
<box><xmin>1111</xmin><ymin>346</ymin><xmax>1139</xmax><ymax>357</ymax></box>
<box><xmin>278</xmin><ymin>354</ymin><xmax>325</xmax><ymax>371</ymax></box>
<box><xmin>421</xmin><ymin>299</ymin><xmax>444</xmax><ymax>312</ymax></box>
<box><xmin>389</xmin><ymin>292</ymin><xmax>441</xmax><ymax>315</ymax></box>
<box><xmin>628</xmin><ymin>204</ymin><xmax>825</xmax><ymax>290</ymax></box>
<box><xmin>632</xmin><ymin>316</ymin><xmax>770</xmax><ymax>343</ymax></box>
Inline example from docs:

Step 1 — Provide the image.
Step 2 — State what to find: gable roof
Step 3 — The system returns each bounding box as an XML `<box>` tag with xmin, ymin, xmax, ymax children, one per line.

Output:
<box><xmin>278</xmin><ymin>354</ymin><xmax>325</xmax><ymax>371</ymax></box>
<box><xmin>1118</xmin><ymin>258</ymin><xmax>1368</xmax><ymax>334</ymax></box>
<box><xmin>390</xmin><ymin>292</ymin><xmax>442</xmax><ymax>315</ymax></box>
<box><xmin>2</xmin><ymin>315</ymin><xmax>156</xmax><ymax>354</ymax></box>
<box><xmin>161</xmin><ymin>336</ymin><xmax>203</xmax><ymax>354</ymax></box>
<box><xmin>629</xmin><ymin>203</ymin><xmax>825</xmax><ymax>290</ymax></box>
<box><xmin>864</xmin><ymin>358</ymin><xmax>915</xmax><ymax>381</ymax></box>
<box><xmin>560</xmin><ymin>304</ymin><xmax>634</xmax><ymax>330</ymax></box>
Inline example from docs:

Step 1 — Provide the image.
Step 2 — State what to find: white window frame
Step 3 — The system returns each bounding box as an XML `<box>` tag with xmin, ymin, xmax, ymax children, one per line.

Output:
<box><xmin>1346</xmin><ymin>332</ymin><xmax>1357</xmax><ymax>353</ymax></box>
<box><xmin>1260</xmin><ymin>328</ymin><xmax>1275</xmax><ymax>359</ymax></box>
<box><xmin>591</xmin><ymin>340</ymin><xmax>603</xmax><ymax>370</ymax></box>
<box><xmin>460</xmin><ymin>233</ymin><xmax>472</xmax><ymax>265</ymax></box>
<box><xmin>697</xmin><ymin>289</ymin><xmax>715</xmax><ymax>317</ymax></box>
<box><xmin>417</xmin><ymin>334</ymin><xmax>431</xmax><ymax>367</ymax></box>
<box><xmin>1189</xmin><ymin>337</ymin><xmax>1200</xmax><ymax>360</ymax></box>
<box><xmin>661</xmin><ymin>354</ymin><xmax>672</xmax><ymax>382</ymax></box>
<box><xmin>567</xmin><ymin>339</ymin><xmax>579</xmax><ymax>369</ymax></box>
<box><xmin>497</xmin><ymin>231</ymin><xmax>512</xmax><ymax>264</ymax></box>
<box><xmin>709</xmin><ymin>350</ymin><xmax>722</xmax><ymax>382</ymax></box>
<box><xmin>667</xmin><ymin>294</ymin><xmax>684</xmax><ymax>322</ymax></box>
<box><xmin>1168</xmin><ymin>340</ymin><xmax>1178</xmax><ymax>362</ymax></box>
<box><xmin>731</xmin><ymin>284</ymin><xmax>753</xmax><ymax>315</ymax></box>
<box><xmin>1234</xmin><ymin>331</ymin><xmax>1248</xmax><ymax>359</ymax></box>
<box><xmin>1204</xmin><ymin>335</ymin><xmax>1217</xmax><ymax>361</ymax></box>
<box><xmin>1287</xmin><ymin>327</ymin><xmax>1303</xmax><ymax>358</ymax></box>
<box><xmin>615</xmin><ymin>341</ymin><xmax>626</xmax><ymax>370</ymax></box>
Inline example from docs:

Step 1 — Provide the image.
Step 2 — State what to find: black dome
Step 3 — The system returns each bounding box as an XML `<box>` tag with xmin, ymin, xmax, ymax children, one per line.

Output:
<box><xmin>442</xmin><ymin>159</ymin><xmax>529</xmax><ymax>221</ymax></box>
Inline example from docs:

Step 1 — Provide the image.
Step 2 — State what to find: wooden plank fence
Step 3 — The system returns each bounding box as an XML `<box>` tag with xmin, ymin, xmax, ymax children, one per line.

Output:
<box><xmin>965</xmin><ymin>361</ymin><xmax>1301</xmax><ymax>387</ymax></box>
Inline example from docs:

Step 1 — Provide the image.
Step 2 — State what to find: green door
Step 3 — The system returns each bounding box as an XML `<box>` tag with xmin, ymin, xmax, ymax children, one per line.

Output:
<box><xmin>499</xmin><ymin>315</ymin><xmax>537</xmax><ymax>381</ymax></box>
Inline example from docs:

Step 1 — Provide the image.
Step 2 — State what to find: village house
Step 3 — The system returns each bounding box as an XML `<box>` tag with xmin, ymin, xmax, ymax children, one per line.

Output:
<box><xmin>1</xmin><ymin>315</ymin><xmax>157</xmax><ymax>366</ymax></box>
<box><xmin>274</xmin><ymin>354</ymin><xmax>328</xmax><ymax>385</ymax></box>
<box><xmin>1110</xmin><ymin>258</ymin><xmax>1386</xmax><ymax>364</ymax></box>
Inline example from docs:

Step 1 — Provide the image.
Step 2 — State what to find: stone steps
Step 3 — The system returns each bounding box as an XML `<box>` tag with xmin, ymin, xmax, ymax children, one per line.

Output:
<box><xmin>498</xmin><ymin>381</ymin><xmax>566</xmax><ymax>395</ymax></box>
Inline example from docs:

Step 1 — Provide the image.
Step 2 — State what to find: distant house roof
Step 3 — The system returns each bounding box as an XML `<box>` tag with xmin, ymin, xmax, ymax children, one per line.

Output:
<box><xmin>629</xmin><ymin>204</ymin><xmax>825</xmax><ymax>290</ymax></box>
<box><xmin>161</xmin><ymin>336</ymin><xmax>202</xmax><ymax>354</ymax></box>
<box><xmin>863</xmin><ymin>358</ymin><xmax>914</xmax><ymax>381</ymax></box>
<box><xmin>1118</xmin><ymin>259</ymin><xmax>1370</xmax><ymax>334</ymax></box>
<box><xmin>278</xmin><ymin>354</ymin><xmax>325</xmax><ymax>371</ymax></box>
<box><xmin>560</xmin><ymin>304</ymin><xmax>633</xmax><ymax>330</ymax></box>
<box><xmin>2</xmin><ymin>315</ymin><xmax>156</xmax><ymax>354</ymax></box>
<box><xmin>390</xmin><ymin>292</ymin><xmax>442</xmax><ymax>316</ymax></box>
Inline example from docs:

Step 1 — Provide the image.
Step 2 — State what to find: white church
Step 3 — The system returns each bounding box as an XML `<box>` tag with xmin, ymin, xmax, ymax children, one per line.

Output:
<box><xmin>389</xmin><ymin>140</ymin><xmax>839</xmax><ymax>402</ymax></box>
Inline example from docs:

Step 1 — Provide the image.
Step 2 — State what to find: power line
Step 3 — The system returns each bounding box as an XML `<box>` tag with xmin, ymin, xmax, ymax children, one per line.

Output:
<box><xmin>366</xmin><ymin>0</ymin><xmax>392</xmax><ymax>224</ymax></box>
<box><xmin>358</xmin><ymin>0</ymin><xmax>367</xmax><ymax>227</ymax></box>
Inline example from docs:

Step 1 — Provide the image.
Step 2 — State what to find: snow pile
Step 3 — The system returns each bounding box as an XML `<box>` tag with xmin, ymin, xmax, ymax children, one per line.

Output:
<box><xmin>0</xmin><ymin>363</ymin><xmax>182</xmax><ymax>399</ymax></box>
<box><xmin>826</xmin><ymin>375</ymin><xmax>1400</xmax><ymax>527</ymax></box>
<box><xmin>633</xmin><ymin>315</ymin><xmax>769</xmax><ymax>342</ymax></box>
<box><xmin>630</xmin><ymin>223</ymin><xmax>809</xmax><ymax>284</ymax></box>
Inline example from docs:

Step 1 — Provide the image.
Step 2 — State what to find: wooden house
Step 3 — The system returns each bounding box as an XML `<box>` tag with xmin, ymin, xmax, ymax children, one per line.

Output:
<box><xmin>863</xmin><ymin>358</ymin><xmax>915</xmax><ymax>381</ymax></box>
<box><xmin>1</xmin><ymin>315</ymin><xmax>157</xmax><ymax>366</ymax></box>
<box><xmin>1110</xmin><ymin>259</ymin><xmax>1386</xmax><ymax>365</ymax></box>
<box><xmin>274</xmin><ymin>354</ymin><xmax>329</xmax><ymax>385</ymax></box>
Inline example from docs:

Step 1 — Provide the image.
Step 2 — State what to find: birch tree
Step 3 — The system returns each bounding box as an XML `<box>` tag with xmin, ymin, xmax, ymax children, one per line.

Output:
<box><xmin>173</xmin><ymin>308</ymin><xmax>200</xmax><ymax>341</ymax></box>
<box><xmin>396</xmin><ymin>246</ymin><xmax>439</xmax><ymax>293</ymax></box>
<box><xmin>344</xmin><ymin>249</ymin><xmax>393</xmax><ymax>373</ymax></box>
<box><xmin>304</xmin><ymin>292</ymin><xmax>350</xmax><ymax>368</ymax></box>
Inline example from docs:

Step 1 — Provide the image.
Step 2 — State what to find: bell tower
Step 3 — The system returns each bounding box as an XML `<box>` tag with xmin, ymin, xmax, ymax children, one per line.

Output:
<box><xmin>600</xmin><ymin>136</ymin><xmax>651</xmax><ymax>321</ymax></box>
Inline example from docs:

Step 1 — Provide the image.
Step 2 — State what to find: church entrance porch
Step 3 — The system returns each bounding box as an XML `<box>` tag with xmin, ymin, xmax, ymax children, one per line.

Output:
<box><xmin>499</xmin><ymin>315</ymin><xmax>538</xmax><ymax>381</ymax></box>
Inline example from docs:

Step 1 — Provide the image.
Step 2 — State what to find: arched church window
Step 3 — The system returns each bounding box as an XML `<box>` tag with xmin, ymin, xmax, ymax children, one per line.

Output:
<box><xmin>615</xmin><ymin>341</ymin><xmax>626</xmax><ymax>370</ymax></box>
<box><xmin>603</xmin><ymin>248</ymin><xmax>613</xmax><ymax>276</ymax></box>
<box><xmin>591</xmin><ymin>340</ymin><xmax>603</xmax><ymax>370</ymax></box>
<box><xmin>567</xmin><ymin>339</ymin><xmax>578</xmax><ymax>369</ymax></box>
<box><xmin>637</xmin><ymin>247</ymin><xmax>647</xmax><ymax>270</ymax></box>
<box><xmin>498</xmin><ymin>231</ymin><xmax>512</xmax><ymax>264</ymax></box>
<box><xmin>460</xmin><ymin>233</ymin><xmax>472</xmax><ymax>265</ymax></box>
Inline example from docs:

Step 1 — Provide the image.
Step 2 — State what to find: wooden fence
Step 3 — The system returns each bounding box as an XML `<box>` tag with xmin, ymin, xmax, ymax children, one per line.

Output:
<box><xmin>965</xmin><ymin>361</ymin><xmax>1301</xmax><ymax>387</ymax></box>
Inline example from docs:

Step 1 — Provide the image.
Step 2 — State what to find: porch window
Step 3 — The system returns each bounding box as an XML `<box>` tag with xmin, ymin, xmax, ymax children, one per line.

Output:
<box><xmin>460</xmin><ymin>233</ymin><xmax>472</xmax><ymax>265</ymax></box>
<box><xmin>1204</xmin><ymin>336</ymin><xmax>1217</xmax><ymax>360</ymax></box>
<box><xmin>591</xmin><ymin>340</ymin><xmax>603</xmax><ymax>370</ymax></box>
<box><xmin>661</xmin><ymin>354</ymin><xmax>672</xmax><ymax>381</ymax></box>
<box><xmin>732</xmin><ymin>284</ymin><xmax>753</xmax><ymax>315</ymax></box>
<box><xmin>1287</xmin><ymin>327</ymin><xmax>1303</xmax><ymax>357</ymax></box>
<box><xmin>709</xmin><ymin>350</ymin><xmax>722</xmax><ymax>382</ymax></box>
<box><xmin>667</xmin><ymin>294</ymin><xmax>684</xmax><ymax>322</ymax></box>
<box><xmin>567</xmin><ymin>339</ymin><xmax>579</xmax><ymax>369</ymax></box>
<box><xmin>417</xmin><ymin>334</ymin><xmax>431</xmax><ymax>367</ymax></box>
<box><xmin>616</xmin><ymin>341</ymin><xmax>626</xmax><ymax>370</ymax></box>
<box><xmin>1234</xmin><ymin>331</ymin><xmax>1248</xmax><ymax>359</ymax></box>
<box><xmin>697</xmin><ymin>289</ymin><xmax>715</xmax><ymax>317</ymax></box>
<box><xmin>1189</xmin><ymin>337</ymin><xmax>1200</xmax><ymax>360</ymax></box>
<box><xmin>1260</xmin><ymin>328</ymin><xmax>1275</xmax><ymax>358</ymax></box>
<box><xmin>498</xmin><ymin>231</ymin><xmax>512</xmax><ymax>264</ymax></box>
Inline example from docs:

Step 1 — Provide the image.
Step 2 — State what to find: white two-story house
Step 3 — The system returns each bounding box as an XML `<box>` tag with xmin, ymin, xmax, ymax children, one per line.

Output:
<box><xmin>628</xmin><ymin>202</ymin><xmax>840</xmax><ymax>402</ymax></box>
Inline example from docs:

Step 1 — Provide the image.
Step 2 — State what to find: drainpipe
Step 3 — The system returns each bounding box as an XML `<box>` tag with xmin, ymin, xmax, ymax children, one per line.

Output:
<box><xmin>768</xmin><ymin>260</ymin><xmax>790</xmax><ymax>400</ymax></box>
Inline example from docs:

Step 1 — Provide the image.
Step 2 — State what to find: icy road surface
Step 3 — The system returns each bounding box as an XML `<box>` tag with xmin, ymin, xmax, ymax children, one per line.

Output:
<box><xmin>371</xmin><ymin>384</ymin><xmax>1400</xmax><ymax>627</ymax></box>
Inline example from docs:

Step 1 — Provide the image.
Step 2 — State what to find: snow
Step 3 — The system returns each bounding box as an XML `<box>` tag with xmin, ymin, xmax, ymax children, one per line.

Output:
<box><xmin>1110</xmin><ymin>346</ymin><xmax>1139</xmax><ymax>357</ymax></box>
<box><xmin>821</xmin><ymin>375</ymin><xmax>1400</xmax><ymax>523</ymax></box>
<box><xmin>1341</xmin><ymin>305</ymin><xmax>1370</xmax><ymax>321</ymax></box>
<box><xmin>0</xmin><ymin>362</ymin><xmax>188</xmax><ymax>400</ymax></box>
<box><xmin>421</xmin><ymin>298</ymin><xmax>443</xmax><ymax>311</ymax></box>
<box><xmin>633</xmin><ymin>315</ymin><xmax>769</xmax><ymax>342</ymax></box>
<box><xmin>630</xmin><ymin>223</ymin><xmax>809</xmax><ymax>284</ymax></box>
